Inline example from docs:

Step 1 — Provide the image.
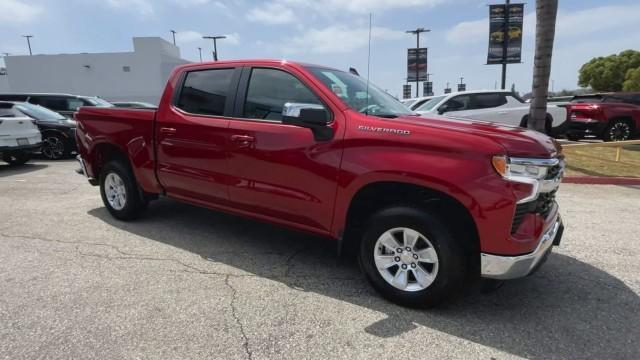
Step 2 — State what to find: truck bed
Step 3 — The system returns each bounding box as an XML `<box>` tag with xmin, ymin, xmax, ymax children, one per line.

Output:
<box><xmin>75</xmin><ymin>106</ymin><xmax>160</xmax><ymax>193</ymax></box>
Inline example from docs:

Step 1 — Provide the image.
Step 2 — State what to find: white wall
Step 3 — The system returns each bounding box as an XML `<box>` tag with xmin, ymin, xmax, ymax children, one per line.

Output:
<box><xmin>3</xmin><ymin>37</ymin><xmax>190</xmax><ymax>104</ymax></box>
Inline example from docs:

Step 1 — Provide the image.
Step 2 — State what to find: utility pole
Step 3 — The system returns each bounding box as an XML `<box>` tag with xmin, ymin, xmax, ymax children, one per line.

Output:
<box><xmin>501</xmin><ymin>0</ymin><xmax>510</xmax><ymax>89</ymax></box>
<box><xmin>203</xmin><ymin>35</ymin><xmax>226</xmax><ymax>61</ymax></box>
<box><xmin>406</xmin><ymin>27</ymin><xmax>430</xmax><ymax>97</ymax></box>
<box><xmin>197</xmin><ymin>47</ymin><xmax>203</xmax><ymax>62</ymax></box>
<box><xmin>22</xmin><ymin>35</ymin><xmax>33</xmax><ymax>55</ymax></box>
<box><xmin>170</xmin><ymin>30</ymin><xmax>177</xmax><ymax>45</ymax></box>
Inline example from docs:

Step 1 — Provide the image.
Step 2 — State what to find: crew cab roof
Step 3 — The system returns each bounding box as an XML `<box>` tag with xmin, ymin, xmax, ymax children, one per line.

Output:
<box><xmin>173</xmin><ymin>59</ymin><xmax>340</xmax><ymax>72</ymax></box>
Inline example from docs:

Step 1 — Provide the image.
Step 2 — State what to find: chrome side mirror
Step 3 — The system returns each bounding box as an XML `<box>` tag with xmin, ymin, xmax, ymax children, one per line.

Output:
<box><xmin>282</xmin><ymin>102</ymin><xmax>333</xmax><ymax>141</ymax></box>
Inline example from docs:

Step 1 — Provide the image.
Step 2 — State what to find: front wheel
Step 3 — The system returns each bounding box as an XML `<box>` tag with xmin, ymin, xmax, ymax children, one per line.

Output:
<box><xmin>2</xmin><ymin>151</ymin><xmax>31</xmax><ymax>166</ymax></box>
<box><xmin>99</xmin><ymin>161</ymin><xmax>147</xmax><ymax>220</ymax></box>
<box><xmin>358</xmin><ymin>207</ymin><xmax>467</xmax><ymax>308</ymax></box>
<box><xmin>41</xmin><ymin>134</ymin><xmax>68</xmax><ymax>160</ymax></box>
<box><xmin>603</xmin><ymin>119</ymin><xmax>633</xmax><ymax>142</ymax></box>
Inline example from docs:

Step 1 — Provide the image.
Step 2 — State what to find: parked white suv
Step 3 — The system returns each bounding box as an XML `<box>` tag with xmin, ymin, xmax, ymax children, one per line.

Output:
<box><xmin>0</xmin><ymin>102</ymin><xmax>42</xmax><ymax>166</ymax></box>
<box><xmin>414</xmin><ymin>90</ymin><xmax>567</xmax><ymax>135</ymax></box>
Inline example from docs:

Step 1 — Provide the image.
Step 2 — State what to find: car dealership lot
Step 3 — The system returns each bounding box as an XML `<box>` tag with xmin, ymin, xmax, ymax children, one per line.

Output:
<box><xmin>1</xmin><ymin>160</ymin><xmax>639</xmax><ymax>360</ymax></box>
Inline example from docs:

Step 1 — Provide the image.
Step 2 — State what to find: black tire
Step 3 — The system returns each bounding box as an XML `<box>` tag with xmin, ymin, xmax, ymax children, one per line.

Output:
<box><xmin>99</xmin><ymin>161</ymin><xmax>147</xmax><ymax>220</ymax></box>
<box><xmin>358</xmin><ymin>206</ymin><xmax>467</xmax><ymax>308</ymax></box>
<box><xmin>520</xmin><ymin>115</ymin><xmax>552</xmax><ymax>135</ymax></box>
<box><xmin>2</xmin><ymin>151</ymin><xmax>31</xmax><ymax>166</ymax></box>
<box><xmin>603</xmin><ymin>119</ymin><xmax>633</xmax><ymax>142</ymax></box>
<box><xmin>41</xmin><ymin>133</ymin><xmax>70</xmax><ymax>160</ymax></box>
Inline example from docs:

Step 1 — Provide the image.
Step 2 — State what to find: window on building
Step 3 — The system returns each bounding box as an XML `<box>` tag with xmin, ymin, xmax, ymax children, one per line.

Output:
<box><xmin>243</xmin><ymin>68</ymin><xmax>323</xmax><ymax>121</ymax></box>
<box><xmin>123</xmin><ymin>66</ymin><xmax>131</xmax><ymax>72</ymax></box>
<box><xmin>176</xmin><ymin>68</ymin><xmax>234</xmax><ymax>116</ymax></box>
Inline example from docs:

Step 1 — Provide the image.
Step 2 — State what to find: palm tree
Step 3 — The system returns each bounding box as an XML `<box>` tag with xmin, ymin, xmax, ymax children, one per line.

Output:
<box><xmin>528</xmin><ymin>0</ymin><xmax>558</xmax><ymax>132</ymax></box>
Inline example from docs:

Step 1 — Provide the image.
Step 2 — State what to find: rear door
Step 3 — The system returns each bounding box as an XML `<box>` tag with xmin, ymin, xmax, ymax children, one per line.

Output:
<box><xmin>225</xmin><ymin>66</ymin><xmax>343</xmax><ymax>233</ymax></box>
<box><xmin>155</xmin><ymin>66</ymin><xmax>240</xmax><ymax>206</ymax></box>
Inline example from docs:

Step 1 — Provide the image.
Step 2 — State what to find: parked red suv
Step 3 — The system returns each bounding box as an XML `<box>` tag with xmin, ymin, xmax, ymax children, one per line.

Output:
<box><xmin>75</xmin><ymin>60</ymin><xmax>565</xmax><ymax>307</ymax></box>
<box><xmin>563</xmin><ymin>93</ymin><xmax>640</xmax><ymax>141</ymax></box>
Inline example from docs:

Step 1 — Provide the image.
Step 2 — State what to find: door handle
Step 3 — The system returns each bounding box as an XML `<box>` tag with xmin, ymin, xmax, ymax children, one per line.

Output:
<box><xmin>497</xmin><ymin>111</ymin><xmax>508</xmax><ymax>114</ymax></box>
<box><xmin>160</xmin><ymin>127</ymin><xmax>176</xmax><ymax>135</ymax></box>
<box><xmin>231</xmin><ymin>134</ymin><xmax>255</xmax><ymax>147</ymax></box>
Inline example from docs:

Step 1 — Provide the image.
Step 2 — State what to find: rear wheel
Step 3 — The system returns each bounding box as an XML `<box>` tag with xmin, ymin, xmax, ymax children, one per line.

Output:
<box><xmin>99</xmin><ymin>161</ymin><xmax>147</xmax><ymax>220</ymax></box>
<box><xmin>603</xmin><ymin>119</ymin><xmax>633</xmax><ymax>142</ymax></box>
<box><xmin>41</xmin><ymin>134</ymin><xmax>69</xmax><ymax>160</ymax></box>
<box><xmin>2</xmin><ymin>151</ymin><xmax>31</xmax><ymax>166</ymax></box>
<box><xmin>358</xmin><ymin>206</ymin><xmax>467</xmax><ymax>308</ymax></box>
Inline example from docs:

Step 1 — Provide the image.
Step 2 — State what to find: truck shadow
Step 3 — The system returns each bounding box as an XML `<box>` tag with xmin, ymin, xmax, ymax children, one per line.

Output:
<box><xmin>88</xmin><ymin>198</ymin><xmax>640</xmax><ymax>360</ymax></box>
<box><xmin>0</xmin><ymin>163</ymin><xmax>47</xmax><ymax>177</ymax></box>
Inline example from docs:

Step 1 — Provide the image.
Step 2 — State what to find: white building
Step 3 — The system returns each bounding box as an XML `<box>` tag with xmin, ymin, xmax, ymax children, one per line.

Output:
<box><xmin>2</xmin><ymin>37</ymin><xmax>191</xmax><ymax>104</ymax></box>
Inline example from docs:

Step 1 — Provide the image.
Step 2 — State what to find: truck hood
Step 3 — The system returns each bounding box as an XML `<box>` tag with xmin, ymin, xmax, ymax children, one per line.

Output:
<box><xmin>396</xmin><ymin>114</ymin><xmax>561</xmax><ymax>158</ymax></box>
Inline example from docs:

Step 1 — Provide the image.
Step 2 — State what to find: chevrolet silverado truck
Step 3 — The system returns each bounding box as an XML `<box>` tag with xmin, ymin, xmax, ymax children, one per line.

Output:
<box><xmin>562</xmin><ymin>93</ymin><xmax>640</xmax><ymax>141</ymax></box>
<box><xmin>75</xmin><ymin>60</ymin><xmax>565</xmax><ymax>307</ymax></box>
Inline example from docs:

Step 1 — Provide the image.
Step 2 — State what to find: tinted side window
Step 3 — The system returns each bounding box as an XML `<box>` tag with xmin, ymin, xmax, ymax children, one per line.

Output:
<box><xmin>0</xmin><ymin>95</ymin><xmax>28</xmax><ymax>101</ymax></box>
<box><xmin>31</xmin><ymin>96</ymin><xmax>81</xmax><ymax>112</ymax></box>
<box><xmin>0</xmin><ymin>105</ymin><xmax>22</xmax><ymax>117</ymax></box>
<box><xmin>244</xmin><ymin>68</ymin><xmax>322</xmax><ymax>121</ymax></box>
<box><xmin>444</xmin><ymin>95</ymin><xmax>472</xmax><ymax>111</ymax></box>
<box><xmin>473</xmin><ymin>93</ymin><xmax>507</xmax><ymax>109</ymax></box>
<box><xmin>177</xmin><ymin>68</ymin><xmax>234</xmax><ymax>116</ymax></box>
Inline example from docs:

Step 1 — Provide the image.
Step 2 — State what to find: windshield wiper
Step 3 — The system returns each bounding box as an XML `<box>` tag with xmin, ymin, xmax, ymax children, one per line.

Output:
<box><xmin>375</xmin><ymin>113</ymin><xmax>399</xmax><ymax>118</ymax></box>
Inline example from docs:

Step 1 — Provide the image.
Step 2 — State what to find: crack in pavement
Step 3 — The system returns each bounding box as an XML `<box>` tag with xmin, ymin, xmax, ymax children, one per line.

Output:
<box><xmin>225</xmin><ymin>275</ymin><xmax>253</xmax><ymax>360</ymax></box>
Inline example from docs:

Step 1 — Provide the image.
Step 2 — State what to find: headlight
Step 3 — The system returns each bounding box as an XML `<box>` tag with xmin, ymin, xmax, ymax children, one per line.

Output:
<box><xmin>492</xmin><ymin>155</ymin><xmax>562</xmax><ymax>203</ymax></box>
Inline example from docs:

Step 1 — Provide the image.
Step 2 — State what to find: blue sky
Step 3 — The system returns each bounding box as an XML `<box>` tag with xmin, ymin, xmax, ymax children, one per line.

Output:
<box><xmin>1</xmin><ymin>0</ymin><xmax>639</xmax><ymax>97</ymax></box>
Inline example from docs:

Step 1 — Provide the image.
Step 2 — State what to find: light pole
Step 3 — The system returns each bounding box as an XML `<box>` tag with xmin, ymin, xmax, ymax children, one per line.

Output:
<box><xmin>22</xmin><ymin>35</ymin><xmax>34</xmax><ymax>55</ymax></box>
<box><xmin>406</xmin><ymin>28</ymin><xmax>430</xmax><ymax>97</ymax></box>
<box><xmin>500</xmin><ymin>0</ymin><xmax>510</xmax><ymax>89</ymax></box>
<box><xmin>202</xmin><ymin>35</ymin><xmax>226</xmax><ymax>61</ymax></box>
<box><xmin>170</xmin><ymin>30</ymin><xmax>177</xmax><ymax>45</ymax></box>
<box><xmin>197</xmin><ymin>47</ymin><xmax>203</xmax><ymax>62</ymax></box>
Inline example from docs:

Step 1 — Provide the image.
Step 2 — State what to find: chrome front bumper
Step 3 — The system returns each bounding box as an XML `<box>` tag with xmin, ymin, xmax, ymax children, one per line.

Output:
<box><xmin>480</xmin><ymin>214</ymin><xmax>562</xmax><ymax>280</ymax></box>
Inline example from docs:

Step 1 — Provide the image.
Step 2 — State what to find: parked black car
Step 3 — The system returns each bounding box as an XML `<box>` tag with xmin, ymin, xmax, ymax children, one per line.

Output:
<box><xmin>0</xmin><ymin>93</ymin><xmax>112</xmax><ymax>118</ymax></box>
<box><xmin>10</xmin><ymin>102</ymin><xmax>77</xmax><ymax>159</ymax></box>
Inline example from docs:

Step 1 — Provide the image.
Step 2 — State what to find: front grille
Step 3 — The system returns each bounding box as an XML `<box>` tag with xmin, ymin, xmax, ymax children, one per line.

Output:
<box><xmin>511</xmin><ymin>190</ymin><xmax>557</xmax><ymax>234</ymax></box>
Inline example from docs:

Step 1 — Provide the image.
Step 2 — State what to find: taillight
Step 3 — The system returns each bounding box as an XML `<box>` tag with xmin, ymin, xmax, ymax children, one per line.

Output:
<box><xmin>570</xmin><ymin>111</ymin><xmax>599</xmax><ymax>123</ymax></box>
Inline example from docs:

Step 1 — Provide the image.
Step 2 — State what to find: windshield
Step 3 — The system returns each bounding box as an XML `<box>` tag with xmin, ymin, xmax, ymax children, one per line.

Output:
<box><xmin>307</xmin><ymin>67</ymin><xmax>413</xmax><ymax>118</ymax></box>
<box><xmin>415</xmin><ymin>96</ymin><xmax>446</xmax><ymax>112</ymax></box>
<box><xmin>15</xmin><ymin>102</ymin><xmax>66</xmax><ymax>120</ymax></box>
<box><xmin>83</xmin><ymin>97</ymin><xmax>113</xmax><ymax>107</ymax></box>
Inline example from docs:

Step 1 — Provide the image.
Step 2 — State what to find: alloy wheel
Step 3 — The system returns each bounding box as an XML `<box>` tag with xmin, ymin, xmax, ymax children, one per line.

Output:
<box><xmin>42</xmin><ymin>136</ymin><xmax>65</xmax><ymax>159</ymax></box>
<box><xmin>373</xmin><ymin>227</ymin><xmax>439</xmax><ymax>292</ymax></box>
<box><xmin>104</xmin><ymin>172</ymin><xmax>127</xmax><ymax>210</ymax></box>
<box><xmin>608</xmin><ymin>122</ymin><xmax>631</xmax><ymax>142</ymax></box>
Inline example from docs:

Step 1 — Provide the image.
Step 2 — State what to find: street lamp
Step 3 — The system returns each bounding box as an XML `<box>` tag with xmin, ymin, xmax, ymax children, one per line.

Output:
<box><xmin>197</xmin><ymin>47</ymin><xmax>203</xmax><ymax>62</ymax></box>
<box><xmin>202</xmin><ymin>35</ymin><xmax>226</xmax><ymax>61</ymax></box>
<box><xmin>406</xmin><ymin>28</ymin><xmax>430</xmax><ymax>97</ymax></box>
<box><xmin>170</xmin><ymin>30</ymin><xmax>177</xmax><ymax>45</ymax></box>
<box><xmin>22</xmin><ymin>35</ymin><xmax>34</xmax><ymax>55</ymax></box>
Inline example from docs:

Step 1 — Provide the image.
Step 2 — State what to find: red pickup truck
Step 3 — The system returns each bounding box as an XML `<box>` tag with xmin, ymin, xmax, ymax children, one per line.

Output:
<box><xmin>75</xmin><ymin>60</ymin><xmax>564</xmax><ymax>307</ymax></box>
<box><xmin>563</xmin><ymin>93</ymin><xmax>640</xmax><ymax>141</ymax></box>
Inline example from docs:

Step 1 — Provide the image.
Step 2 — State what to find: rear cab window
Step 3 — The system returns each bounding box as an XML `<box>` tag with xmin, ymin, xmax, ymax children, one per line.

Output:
<box><xmin>175</xmin><ymin>68</ymin><xmax>235</xmax><ymax>116</ymax></box>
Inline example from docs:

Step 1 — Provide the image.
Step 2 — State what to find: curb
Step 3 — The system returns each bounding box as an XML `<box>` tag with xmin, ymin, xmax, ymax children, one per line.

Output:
<box><xmin>563</xmin><ymin>177</ymin><xmax>640</xmax><ymax>185</ymax></box>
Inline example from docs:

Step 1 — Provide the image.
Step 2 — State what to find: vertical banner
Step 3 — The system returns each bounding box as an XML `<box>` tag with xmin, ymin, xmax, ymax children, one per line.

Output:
<box><xmin>407</xmin><ymin>48</ymin><xmax>428</xmax><ymax>82</ymax></box>
<box><xmin>458</xmin><ymin>83</ymin><xmax>466</xmax><ymax>92</ymax></box>
<box><xmin>423</xmin><ymin>82</ymin><xmax>433</xmax><ymax>96</ymax></box>
<box><xmin>402</xmin><ymin>84</ymin><xmax>412</xmax><ymax>99</ymax></box>
<box><xmin>444</xmin><ymin>87</ymin><xmax>452</xmax><ymax>94</ymax></box>
<box><xmin>487</xmin><ymin>3</ymin><xmax>524</xmax><ymax>64</ymax></box>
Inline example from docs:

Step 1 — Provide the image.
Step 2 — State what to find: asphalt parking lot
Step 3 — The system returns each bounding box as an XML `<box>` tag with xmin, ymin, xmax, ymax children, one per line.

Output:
<box><xmin>1</xmin><ymin>159</ymin><xmax>639</xmax><ymax>360</ymax></box>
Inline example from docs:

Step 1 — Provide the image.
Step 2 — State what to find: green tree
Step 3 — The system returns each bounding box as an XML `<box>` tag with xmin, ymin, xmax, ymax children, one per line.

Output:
<box><xmin>578</xmin><ymin>50</ymin><xmax>640</xmax><ymax>91</ymax></box>
<box><xmin>622</xmin><ymin>67</ymin><xmax>640</xmax><ymax>91</ymax></box>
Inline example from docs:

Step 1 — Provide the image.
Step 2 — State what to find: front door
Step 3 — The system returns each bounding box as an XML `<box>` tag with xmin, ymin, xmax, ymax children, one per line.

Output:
<box><xmin>226</xmin><ymin>66</ymin><xmax>343</xmax><ymax>233</ymax></box>
<box><xmin>155</xmin><ymin>67</ymin><xmax>239</xmax><ymax>206</ymax></box>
